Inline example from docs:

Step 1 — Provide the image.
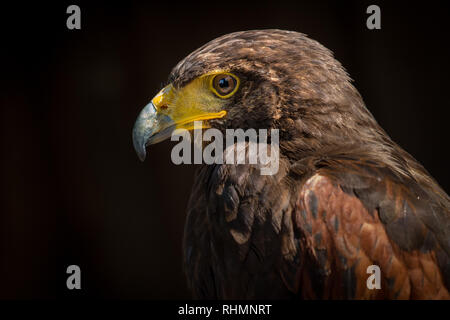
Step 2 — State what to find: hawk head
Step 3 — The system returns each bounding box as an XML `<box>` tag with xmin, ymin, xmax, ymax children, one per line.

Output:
<box><xmin>133</xmin><ymin>29</ymin><xmax>382</xmax><ymax>162</ymax></box>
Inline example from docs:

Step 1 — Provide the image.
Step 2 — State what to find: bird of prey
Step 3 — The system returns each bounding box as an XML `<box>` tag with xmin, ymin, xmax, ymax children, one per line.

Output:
<box><xmin>132</xmin><ymin>30</ymin><xmax>450</xmax><ymax>299</ymax></box>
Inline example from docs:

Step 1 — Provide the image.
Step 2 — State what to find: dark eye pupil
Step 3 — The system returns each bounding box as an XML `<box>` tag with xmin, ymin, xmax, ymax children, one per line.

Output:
<box><xmin>213</xmin><ymin>74</ymin><xmax>237</xmax><ymax>96</ymax></box>
<box><xmin>219</xmin><ymin>78</ymin><xmax>229</xmax><ymax>88</ymax></box>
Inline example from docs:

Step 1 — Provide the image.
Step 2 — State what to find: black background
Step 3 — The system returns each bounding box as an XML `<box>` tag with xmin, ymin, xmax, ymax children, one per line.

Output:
<box><xmin>1</xmin><ymin>0</ymin><xmax>449</xmax><ymax>299</ymax></box>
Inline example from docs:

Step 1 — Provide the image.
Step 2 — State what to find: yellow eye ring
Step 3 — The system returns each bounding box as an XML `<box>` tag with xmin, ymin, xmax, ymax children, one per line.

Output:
<box><xmin>209</xmin><ymin>72</ymin><xmax>240</xmax><ymax>99</ymax></box>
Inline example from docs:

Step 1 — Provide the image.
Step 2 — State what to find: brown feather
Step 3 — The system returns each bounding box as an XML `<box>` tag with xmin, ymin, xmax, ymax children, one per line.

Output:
<box><xmin>165</xmin><ymin>30</ymin><xmax>450</xmax><ymax>299</ymax></box>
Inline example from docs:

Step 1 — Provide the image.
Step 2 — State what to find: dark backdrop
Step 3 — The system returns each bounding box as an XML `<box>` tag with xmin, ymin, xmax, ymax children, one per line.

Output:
<box><xmin>2</xmin><ymin>0</ymin><xmax>449</xmax><ymax>299</ymax></box>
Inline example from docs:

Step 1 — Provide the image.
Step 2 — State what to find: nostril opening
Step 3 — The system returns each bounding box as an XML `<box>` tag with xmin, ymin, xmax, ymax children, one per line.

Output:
<box><xmin>160</xmin><ymin>105</ymin><xmax>168</xmax><ymax>110</ymax></box>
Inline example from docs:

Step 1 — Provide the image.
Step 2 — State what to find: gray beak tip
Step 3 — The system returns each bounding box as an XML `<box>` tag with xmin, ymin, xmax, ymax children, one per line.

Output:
<box><xmin>132</xmin><ymin>101</ymin><xmax>175</xmax><ymax>161</ymax></box>
<box><xmin>132</xmin><ymin>102</ymin><xmax>157</xmax><ymax>162</ymax></box>
<box><xmin>132</xmin><ymin>128</ymin><xmax>148</xmax><ymax>162</ymax></box>
<box><xmin>137</xmin><ymin>148</ymin><xmax>147</xmax><ymax>162</ymax></box>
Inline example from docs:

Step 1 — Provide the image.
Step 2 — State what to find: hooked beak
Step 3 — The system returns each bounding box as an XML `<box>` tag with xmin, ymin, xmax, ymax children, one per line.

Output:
<box><xmin>132</xmin><ymin>83</ymin><xmax>227</xmax><ymax>161</ymax></box>
<box><xmin>132</xmin><ymin>101</ymin><xmax>175</xmax><ymax>161</ymax></box>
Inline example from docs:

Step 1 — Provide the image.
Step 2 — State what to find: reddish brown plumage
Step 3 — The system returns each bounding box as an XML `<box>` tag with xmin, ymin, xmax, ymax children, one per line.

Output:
<box><xmin>295</xmin><ymin>172</ymin><xmax>449</xmax><ymax>299</ymax></box>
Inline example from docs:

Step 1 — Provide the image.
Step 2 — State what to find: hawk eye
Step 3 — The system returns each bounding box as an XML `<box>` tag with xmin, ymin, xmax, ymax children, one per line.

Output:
<box><xmin>211</xmin><ymin>73</ymin><xmax>238</xmax><ymax>98</ymax></box>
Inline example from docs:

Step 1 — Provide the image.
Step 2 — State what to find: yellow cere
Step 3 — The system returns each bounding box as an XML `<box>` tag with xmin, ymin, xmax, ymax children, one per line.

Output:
<box><xmin>150</xmin><ymin>71</ymin><xmax>240</xmax><ymax>130</ymax></box>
